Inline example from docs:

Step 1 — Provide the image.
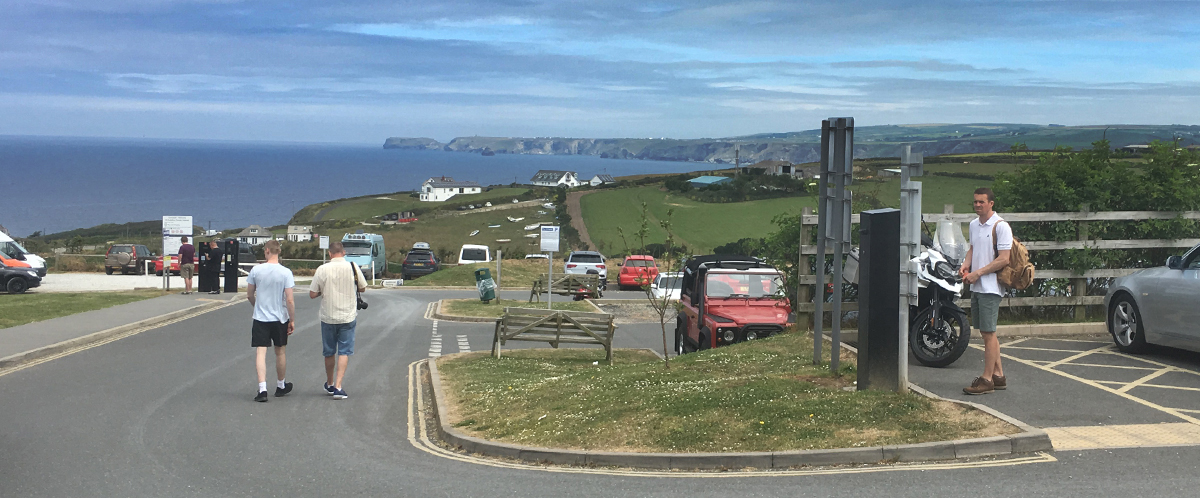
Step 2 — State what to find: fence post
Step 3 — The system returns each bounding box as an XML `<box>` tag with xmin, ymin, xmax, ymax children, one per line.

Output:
<box><xmin>1074</xmin><ymin>204</ymin><xmax>1090</xmax><ymax>321</ymax></box>
<box><xmin>797</xmin><ymin>206</ymin><xmax>814</xmax><ymax>330</ymax></box>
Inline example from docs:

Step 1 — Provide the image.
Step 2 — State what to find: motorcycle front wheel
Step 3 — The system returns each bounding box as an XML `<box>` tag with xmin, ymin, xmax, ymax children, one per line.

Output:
<box><xmin>909</xmin><ymin>306</ymin><xmax>970</xmax><ymax>368</ymax></box>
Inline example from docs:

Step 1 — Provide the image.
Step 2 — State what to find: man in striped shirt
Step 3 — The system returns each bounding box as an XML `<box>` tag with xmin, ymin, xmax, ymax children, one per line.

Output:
<box><xmin>308</xmin><ymin>241</ymin><xmax>367</xmax><ymax>400</ymax></box>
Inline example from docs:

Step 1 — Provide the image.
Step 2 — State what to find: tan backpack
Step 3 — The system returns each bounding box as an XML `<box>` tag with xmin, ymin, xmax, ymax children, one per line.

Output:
<box><xmin>993</xmin><ymin>221</ymin><xmax>1035</xmax><ymax>290</ymax></box>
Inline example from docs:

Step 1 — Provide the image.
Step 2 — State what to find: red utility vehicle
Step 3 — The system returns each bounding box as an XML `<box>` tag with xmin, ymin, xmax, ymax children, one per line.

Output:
<box><xmin>675</xmin><ymin>255</ymin><xmax>792</xmax><ymax>354</ymax></box>
<box><xmin>617</xmin><ymin>255</ymin><xmax>659</xmax><ymax>289</ymax></box>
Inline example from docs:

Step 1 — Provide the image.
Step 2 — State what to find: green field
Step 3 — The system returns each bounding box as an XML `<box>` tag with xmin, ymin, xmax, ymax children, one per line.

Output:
<box><xmin>304</xmin><ymin>187</ymin><xmax>531</xmax><ymax>222</ymax></box>
<box><xmin>580</xmin><ymin>186</ymin><xmax>816</xmax><ymax>254</ymax></box>
<box><xmin>0</xmin><ymin>290</ymin><xmax>167</xmax><ymax>329</ymax></box>
<box><xmin>852</xmin><ymin>175</ymin><xmax>994</xmax><ymax>214</ymax></box>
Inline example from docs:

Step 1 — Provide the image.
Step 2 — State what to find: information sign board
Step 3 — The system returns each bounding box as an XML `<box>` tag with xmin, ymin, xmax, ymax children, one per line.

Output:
<box><xmin>540</xmin><ymin>226</ymin><xmax>560</xmax><ymax>253</ymax></box>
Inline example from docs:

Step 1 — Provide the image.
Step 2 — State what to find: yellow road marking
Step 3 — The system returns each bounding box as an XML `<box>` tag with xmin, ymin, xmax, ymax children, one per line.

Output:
<box><xmin>1001</xmin><ymin>345</ymin><xmax>1098</xmax><ymax>354</ymax></box>
<box><xmin>1032</xmin><ymin>361</ymin><xmax>1160</xmax><ymax>371</ymax></box>
<box><xmin>1000</xmin><ymin>337</ymin><xmax>1032</xmax><ymax>347</ymax></box>
<box><xmin>1046</xmin><ymin>423</ymin><xmax>1200</xmax><ymax>451</ymax></box>
<box><xmin>1117</xmin><ymin>367</ymin><xmax>1176</xmax><ymax>394</ymax></box>
<box><xmin>1042</xmin><ymin>345</ymin><xmax>1114</xmax><ymax>368</ymax></box>
<box><xmin>404</xmin><ymin>361</ymin><xmax>1055</xmax><ymax>477</ymax></box>
<box><xmin>1092</xmin><ymin>381</ymin><xmax>1200</xmax><ymax>393</ymax></box>
<box><xmin>1029</xmin><ymin>338</ymin><xmax>1110</xmax><ymax>344</ymax></box>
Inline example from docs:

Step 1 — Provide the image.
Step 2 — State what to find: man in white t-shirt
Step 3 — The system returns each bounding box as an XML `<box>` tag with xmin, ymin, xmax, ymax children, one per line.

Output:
<box><xmin>308</xmin><ymin>241</ymin><xmax>366</xmax><ymax>400</ymax></box>
<box><xmin>959</xmin><ymin>187</ymin><xmax>1011</xmax><ymax>395</ymax></box>
<box><xmin>246</xmin><ymin>240</ymin><xmax>296</xmax><ymax>402</ymax></box>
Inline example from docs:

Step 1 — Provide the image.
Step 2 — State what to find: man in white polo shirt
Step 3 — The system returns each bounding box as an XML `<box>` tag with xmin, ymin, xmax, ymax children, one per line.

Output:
<box><xmin>959</xmin><ymin>187</ymin><xmax>1012</xmax><ymax>395</ymax></box>
<box><xmin>309</xmin><ymin>241</ymin><xmax>367</xmax><ymax>400</ymax></box>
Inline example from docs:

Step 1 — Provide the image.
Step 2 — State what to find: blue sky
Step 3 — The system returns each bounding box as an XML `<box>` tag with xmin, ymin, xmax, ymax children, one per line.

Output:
<box><xmin>2</xmin><ymin>0</ymin><xmax>1198</xmax><ymax>143</ymax></box>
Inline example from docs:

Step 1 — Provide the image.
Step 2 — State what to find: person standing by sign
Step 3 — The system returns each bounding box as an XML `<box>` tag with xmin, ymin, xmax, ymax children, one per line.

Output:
<box><xmin>207</xmin><ymin>240</ymin><xmax>224</xmax><ymax>295</ymax></box>
<box><xmin>178</xmin><ymin>236</ymin><xmax>195</xmax><ymax>295</ymax></box>
<box><xmin>247</xmin><ymin>240</ymin><xmax>296</xmax><ymax>402</ymax></box>
<box><xmin>308</xmin><ymin>241</ymin><xmax>366</xmax><ymax>400</ymax></box>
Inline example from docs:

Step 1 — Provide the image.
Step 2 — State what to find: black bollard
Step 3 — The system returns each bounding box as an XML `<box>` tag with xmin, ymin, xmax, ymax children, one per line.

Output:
<box><xmin>224</xmin><ymin>239</ymin><xmax>240</xmax><ymax>293</ymax></box>
<box><xmin>197</xmin><ymin>243</ymin><xmax>211</xmax><ymax>293</ymax></box>
<box><xmin>857</xmin><ymin>208</ymin><xmax>901</xmax><ymax>391</ymax></box>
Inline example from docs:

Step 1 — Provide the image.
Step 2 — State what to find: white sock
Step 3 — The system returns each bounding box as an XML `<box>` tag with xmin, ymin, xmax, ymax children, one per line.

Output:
<box><xmin>258</xmin><ymin>382</ymin><xmax>267</xmax><ymax>392</ymax></box>
<box><xmin>277</xmin><ymin>379</ymin><xmax>286</xmax><ymax>389</ymax></box>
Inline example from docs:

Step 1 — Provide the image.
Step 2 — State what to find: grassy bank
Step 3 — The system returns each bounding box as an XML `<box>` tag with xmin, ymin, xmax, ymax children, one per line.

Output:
<box><xmin>437</xmin><ymin>330</ymin><xmax>1015</xmax><ymax>453</ymax></box>
<box><xmin>0</xmin><ymin>290</ymin><xmax>168</xmax><ymax>329</ymax></box>
<box><xmin>440</xmin><ymin>298</ymin><xmax>596</xmax><ymax>318</ymax></box>
<box><xmin>299</xmin><ymin>187</ymin><xmax>532</xmax><ymax>223</ymax></box>
<box><xmin>404</xmin><ymin>259</ymin><xmax>625</xmax><ymax>288</ymax></box>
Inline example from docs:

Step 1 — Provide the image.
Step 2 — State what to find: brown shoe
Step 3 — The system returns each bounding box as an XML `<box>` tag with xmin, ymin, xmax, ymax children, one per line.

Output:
<box><xmin>992</xmin><ymin>375</ymin><xmax>1007</xmax><ymax>390</ymax></box>
<box><xmin>963</xmin><ymin>376</ymin><xmax>995</xmax><ymax>395</ymax></box>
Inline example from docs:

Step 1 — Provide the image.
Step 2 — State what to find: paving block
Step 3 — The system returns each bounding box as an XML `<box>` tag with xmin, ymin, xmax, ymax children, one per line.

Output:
<box><xmin>669</xmin><ymin>452</ymin><xmax>773</xmax><ymax>470</ymax></box>
<box><xmin>585</xmin><ymin>451</ymin><xmax>672</xmax><ymax>469</ymax></box>
<box><xmin>882</xmin><ymin>441</ymin><xmax>957</xmax><ymax>462</ymax></box>
<box><xmin>773</xmin><ymin>447</ymin><xmax>885</xmax><ymax>468</ymax></box>
<box><xmin>954</xmin><ymin>436</ymin><xmax>1012</xmax><ymax>459</ymax></box>
<box><xmin>1009</xmin><ymin>430</ymin><xmax>1054</xmax><ymax>453</ymax></box>
<box><xmin>520</xmin><ymin>447</ymin><xmax>587</xmax><ymax>466</ymax></box>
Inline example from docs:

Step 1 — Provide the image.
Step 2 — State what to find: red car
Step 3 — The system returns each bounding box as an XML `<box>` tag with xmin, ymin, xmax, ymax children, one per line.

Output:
<box><xmin>154</xmin><ymin>256</ymin><xmax>182</xmax><ymax>276</ymax></box>
<box><xmin>617</xmin><ymin>255</ymin><xmax>659</xmax><ymax>290</ymax></box>
<box><xmin>675</xmin><ymin>255</ymin><xmax>792</xmax><ymax>354</ymax></box>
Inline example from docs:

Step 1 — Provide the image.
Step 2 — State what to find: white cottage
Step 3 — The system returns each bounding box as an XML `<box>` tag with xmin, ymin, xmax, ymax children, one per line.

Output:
<box><xmin>236</xmin><ymin>225</ymin><xmax>272</xmax><ymax>246</ymax></box>
<box><xmin>530</xmin><ymin>170</ymin><xmax>580</xmax><ymax>188</ymax></box>
<box><xmin>420</xmin><ymin>176</ymin><xmax>483</xmax><ymax>202</ymax></box>
<box><xmin>589</xmin><ymin>174</ymin><xmax>616</xmax><ymax>187</ymax></box>
<box><xmin>287</xmin><ymin>225</ymin><xmax>313</xmax><ymax>242</ymax></box>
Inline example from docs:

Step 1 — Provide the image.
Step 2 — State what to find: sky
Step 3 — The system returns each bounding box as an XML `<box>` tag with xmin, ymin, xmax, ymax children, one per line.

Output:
<box><xmin>2</xmin><ymin>0</ymin><xmax>1199</xmax><ymax>144</ymax></box>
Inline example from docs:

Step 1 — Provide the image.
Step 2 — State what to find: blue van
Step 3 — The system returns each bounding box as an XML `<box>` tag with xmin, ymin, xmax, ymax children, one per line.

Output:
<box><xmin>341</xmin><ymin>232</ymin><xmax>387</xmax><ymax>278</ymax></box>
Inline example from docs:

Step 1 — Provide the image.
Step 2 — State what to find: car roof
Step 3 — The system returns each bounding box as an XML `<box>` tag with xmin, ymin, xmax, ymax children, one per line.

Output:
<box><xmin>569</xmin><ymin>251</ymin><xmax>604</xmax><ymax>257</ymax></box>
<box><xmin>625</xmin><ymin>255</ymin><xmax>654</xmax><ymax>260</ymax></box>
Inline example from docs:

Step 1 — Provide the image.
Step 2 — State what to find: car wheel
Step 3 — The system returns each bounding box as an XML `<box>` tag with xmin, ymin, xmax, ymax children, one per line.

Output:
<box><xmin>1110</xmin><ymin>295</ymin><xmax>1149</xmax><ymax>354</ymax></box>
<box><xmin>105</xmin><ymin>267</ymin><xmax>114</xmax><ymax>275</ymax></box>
<box><xmin>7</xmin><ymin>277</ymin><xmax>29</xmax><ymax>294</ymax></box>
<box><xmin>156</xmin><ymin>270</ymin><xmax>163</xmax><ymax>276</ymax></box>
<box><xmin>674</xmin><ymin>318</ymin><xmax>685</xmax><ymax>356</ymax></box>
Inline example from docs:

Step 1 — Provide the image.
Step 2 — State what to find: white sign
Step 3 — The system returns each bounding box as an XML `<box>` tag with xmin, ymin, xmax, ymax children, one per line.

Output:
<box><xmin>540</xmin><ymin>226</ymin><xmax>560</xmax><ymax>253</ymax></box>
<box><xmin>319</xmin><ymin>235</ymin><xmax>330</xmax><ymax>250</ymax></box>
<box><xmin>162</xmin><ymin>216</ymin><xmax>193</xmax><ymax>256</ymax></box>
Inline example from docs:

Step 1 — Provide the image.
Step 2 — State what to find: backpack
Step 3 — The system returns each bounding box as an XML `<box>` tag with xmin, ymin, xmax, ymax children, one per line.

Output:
<box><xmin>993</xmin><ymin>221</ymin><xmax>1035</xmax><ymax>290</ymax></box>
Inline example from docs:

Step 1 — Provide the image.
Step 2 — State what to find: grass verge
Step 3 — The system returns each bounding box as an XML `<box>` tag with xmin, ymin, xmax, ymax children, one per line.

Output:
<box><xmin>437</xmin><ymin>330</ymin><xmax>1016</xmax><ymax>453</ymax></box>
<box><xmin>441</xmin><ymin>298</ymin><xmax>596</xmax><ymax>318</ymax></box>
<box><xmin>405</xmin><ymin>259</ymin><xmax>622</xmax><ymax>288</ymax></box>
<box><xmin>0</xmin><ymin>289</ymin><xmax>168</xmax><ymax>329</ymax></box>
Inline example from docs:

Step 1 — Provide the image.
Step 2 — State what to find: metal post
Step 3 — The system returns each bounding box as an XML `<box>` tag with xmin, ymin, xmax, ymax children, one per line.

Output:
<box><xmin>829</xmin><ymin>117</ymin><xmax>851</xmax><ymax>374</ymax></box>
<box><xmin>547</xmin><ymin>251</ymin><xmax>554</xmax><ymax>310</ymax></box>
<box><xmin>898</xmin><ymin>145</ymin><xmax>923</xmax><ymax>392</ymax></box>
<box><xmin>1075</xmin><ymin>204</ymin><xmax>1090</xmax><ymax>321</ymax></box>
<box><xmin>496</xmin><ymin>250</ymin><xmax>502</xmax><ymax>288</ymax></box>
<box><xmin>814</xmin><ymin>120</ymin><xmax>831</xmax><ymax>364</ymax></box>
<box><xmin>372</xmin><ymin>261</ymin><xmax>376</xmax><ymax>286</ymax></box>
<box><xmin>797</xmin><ymin>206</ymin><xmax>813</xmax><ymax>331</ymax></box>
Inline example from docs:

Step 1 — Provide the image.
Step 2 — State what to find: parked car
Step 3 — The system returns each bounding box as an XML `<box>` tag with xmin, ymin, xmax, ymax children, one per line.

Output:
<box><xmin>0</xmin><ymin>259</ymin><xmax>41</xmax><ymax>293</ymax></box>
<box><xmin>564</xmin><ymin>250</ymin><xmax>607</xmax><ymax>289</ymax></box>
<box><xmin>154</xmin><ymin>255</ymin><xmax>181</xmax><ymax>276</ymax></box>
<box><xmin>402</xmin><ymin>243</ymin><xmax>440</xmax><ymax>280</ymax></box>
<box><xmin>1105</xmin><ymin>242</ymin><xmax>1200</xmax><ymax>354</ymax></box>
<box><xmin>0</xmin><ymin>232</ymin><xmax>46</xmax><ymax>277</ymax></box>
<box><xmin>675</xmin><ymin>255</ymin><xmax>791</xmax><ymax>355</ymax></box>
<box><xmin>458</xmin><ymin>244</ymin><xmax>491</xmax><ymax>264</ymax></box>
<box><xmin>617</xmin><ymin>255</ymin><xmax>659</xmax><ymax>289</ymax></box>
<box><xmin>525</xmin><ymin>253</ymin><xmax>549</xmax><ymax>260</ymax></box>
<box><xmin>651</xmin><ymin>272</ymin><xmax>683</xmax><ymax>301</ymax></box>
<box><xmin>105</xmin><ymin>244</ymin><xmax>155</xmax><ymax>275</ymax></box>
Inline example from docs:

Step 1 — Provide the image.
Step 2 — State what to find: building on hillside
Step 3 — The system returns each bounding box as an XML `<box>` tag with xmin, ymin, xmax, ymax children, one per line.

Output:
<box><xmin>589</xmin><ymin>174</ymin><xmax>617</xmax><ymax>187</ymax></box>
<box><xmin>287</xmin><ymin>225</ymin><xmax>313</xmax><ymax>242</ymax></box>
<box><xmin>236</xmin><ymin>225</ymin><xmax>272</xmax><ymax>246</ymax></box>
<box><xmin>878</xmin><ymin>168</ymin><xmax>902</xmax><ymax>178</ymax></box>
<box><xmin>1117</xmin><ymin>144</ymin><xmax>1152</xmax><ymax>155</ymax></box>
<box><xmin>742</xmin><ymin>160</ymin><xmax>806</xmax><ymax>177</ymax></box>
<box><xmin>420</xmin><ymin>176</ymin><xmax>483</xmax><ymax>202</ymax></box>
<box><xmin>530</xmin><ymin>170</ymin><xmax>580</xmax><ymax>188</ymax></box>
<box><xmin>687</xmin><ymin>176</ymin><xmax>733</xmax><ymax>188</ymax></box>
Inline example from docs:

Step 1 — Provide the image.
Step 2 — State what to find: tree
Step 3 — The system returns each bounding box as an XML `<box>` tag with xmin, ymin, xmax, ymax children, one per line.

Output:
<box><xmin>641</xmin><ymin>208</ymin><xmax>679</xmax><ymax>369</ymax></box>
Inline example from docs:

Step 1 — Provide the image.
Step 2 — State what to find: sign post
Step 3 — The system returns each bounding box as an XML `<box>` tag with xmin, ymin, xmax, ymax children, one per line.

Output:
<box><xmin>540</xmin><ymin>226</ymin><xmax>561</xmax><ymax>310</ymax></box>
<box><xmin>162</xmin><ymin>216</ymin><xmax>193</xmax><ymax>291</ymax></box>
<box><xmin>319</xmin><ymin>235</ymin><xmax>330</xmax><ymax>263</ymax></box>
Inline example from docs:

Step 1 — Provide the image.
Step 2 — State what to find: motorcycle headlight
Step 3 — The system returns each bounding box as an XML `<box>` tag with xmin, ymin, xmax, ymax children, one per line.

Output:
<box><xmin>933</xmin><ymin>261</ymin><xmax>956</xmax><ymax>280</ymax></box>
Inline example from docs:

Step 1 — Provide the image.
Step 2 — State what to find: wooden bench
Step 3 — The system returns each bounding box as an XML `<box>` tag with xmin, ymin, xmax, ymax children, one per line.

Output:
<box><xmin>492</xmin><ymin>308</ymin><xmax>618</xmax><ymax>364</ymax></box>
<box><xmin>528</xmin><ymin>273</ymin><xmax>603</xmax><ymax>302</ymax></box>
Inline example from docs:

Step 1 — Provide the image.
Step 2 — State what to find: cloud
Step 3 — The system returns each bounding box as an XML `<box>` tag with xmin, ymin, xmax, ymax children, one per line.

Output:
<box><xmin>830</xmin><ymin>59</ymin><xmax>1021</xmax><ymax>73</ymax></box>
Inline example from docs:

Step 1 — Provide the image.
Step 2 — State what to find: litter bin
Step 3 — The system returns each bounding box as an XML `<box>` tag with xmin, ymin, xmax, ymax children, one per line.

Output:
<box><xmin>474</xmin><ymin>268</ymin><xmax>497</xmax><ymax>303</ymax></box>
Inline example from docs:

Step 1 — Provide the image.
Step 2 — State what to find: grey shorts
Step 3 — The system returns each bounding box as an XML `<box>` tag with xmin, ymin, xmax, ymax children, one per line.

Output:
<box><xmin>971</xmin><ymin>292</ymin><xmax>1002</xmax><ymax>332</ymax></box>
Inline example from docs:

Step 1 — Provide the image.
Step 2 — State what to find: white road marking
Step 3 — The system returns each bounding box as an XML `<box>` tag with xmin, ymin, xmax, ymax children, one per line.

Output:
<box><xmin>457</xmin><ymin>334</ymin><xmax>471</xmax><ymax>353</ymax></box>
<box><xmin>429</xmin><ymin>320</ymin><xmax>442</xmax><ymax>357</ymax></box>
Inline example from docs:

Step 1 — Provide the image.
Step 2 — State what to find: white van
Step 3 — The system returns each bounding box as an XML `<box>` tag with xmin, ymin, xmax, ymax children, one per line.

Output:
<box><xmin>458</xmin><ymin>244</ymin><xmax>491</xmax><ymax>264</ymax></box>
<box><xmin>0</xmin><ymin>232</ymin><xmax>46</xmax><ymax>277</ymax></box>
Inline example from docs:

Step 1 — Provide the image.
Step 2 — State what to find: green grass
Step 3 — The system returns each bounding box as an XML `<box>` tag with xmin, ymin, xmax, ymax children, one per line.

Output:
<box><xmin>851</xmin><ymin>174</ymin><xmax>994</xmax><ymax>214</ymax></box>
<box><xmin>437</xmin><ymin>330</ymin><xmax>1015</xmax><ymax>453</ymax></box>
<box><xmin>441</xmin><ymin>298</ymin><xmax>597</xmax><ymax>318</ymax></box>
<box><xmin>581</xmin><ymin>186</ymin><xmax>816</xmax><ymax>254</ymax></box>
<box><xmin>309</xmin><ymin>188</ymin><xmax>531</xmax><ymax>222</ymax></box>
<box><xmin>406</xmin><ymin>259</ymin><xmax>621</xmax><ymax>288</ymax></box>
<box><xmin>0</xmin><ymin>290</ymin><xmax>167</xmax><ymax>329</ymax></box>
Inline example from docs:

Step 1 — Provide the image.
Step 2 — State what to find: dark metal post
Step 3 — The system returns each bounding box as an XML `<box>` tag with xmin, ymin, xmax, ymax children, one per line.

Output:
<box><xmin>857</xmin><ymin>208</ymin><xmax>902</xmax><ymax>391</ymax></box>
<box><xmin>224</xmin><ymin>239</ymin><xmax>239</xmax><ymax>293</ymax></box>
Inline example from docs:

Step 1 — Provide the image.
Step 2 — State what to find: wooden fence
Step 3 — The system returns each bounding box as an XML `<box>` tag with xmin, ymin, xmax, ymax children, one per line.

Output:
<box><xmin>795</xmin><ymin>206</ymin><xmax>1200</xmax><ymax>325</ymax></box>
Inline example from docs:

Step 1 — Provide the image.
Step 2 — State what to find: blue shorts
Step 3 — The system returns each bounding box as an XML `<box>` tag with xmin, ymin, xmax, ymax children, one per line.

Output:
<box><xmin>321</xmin><ymin>320</ymin><xmax>356</xmax><ymax>357</ymax></box>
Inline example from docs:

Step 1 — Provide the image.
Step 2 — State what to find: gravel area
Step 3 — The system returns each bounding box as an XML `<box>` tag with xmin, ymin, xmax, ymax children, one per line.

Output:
<box><xmin>593</xmin><ymin>302</ymin><xmax>666</xmax><ymax>324</ymax></box>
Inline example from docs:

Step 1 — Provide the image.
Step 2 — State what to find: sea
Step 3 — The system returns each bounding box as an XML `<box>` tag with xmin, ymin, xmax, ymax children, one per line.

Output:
<box><xmin>0</xmin><ymin>135</ymin><xmax>706</xmax><ymax>238</ymax></box>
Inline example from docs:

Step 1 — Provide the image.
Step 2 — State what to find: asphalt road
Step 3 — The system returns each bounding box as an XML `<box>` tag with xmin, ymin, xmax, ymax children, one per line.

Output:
<box><xmin>3</xmin><ymin>289</ymin><xmax>1200</xmax><ymax>497</ymax></box>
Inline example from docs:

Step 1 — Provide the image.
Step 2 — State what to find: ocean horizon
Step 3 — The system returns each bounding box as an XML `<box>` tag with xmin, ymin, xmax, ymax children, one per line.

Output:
<box><xmin>0</xmin><ymin>135</ymin><xmax>708</xmax><ymax>238</ymax></box>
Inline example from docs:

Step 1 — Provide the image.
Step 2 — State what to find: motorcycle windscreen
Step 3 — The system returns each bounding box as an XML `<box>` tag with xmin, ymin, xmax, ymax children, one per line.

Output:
<box><xmin>932</xmin><ymin>220</ymin><xmax>969</xmax><ymax>264</ymax></box>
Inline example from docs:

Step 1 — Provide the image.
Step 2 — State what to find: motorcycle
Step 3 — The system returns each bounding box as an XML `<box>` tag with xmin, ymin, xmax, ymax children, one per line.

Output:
<box><xmin>909</xmin><ymin>220</ymin><xmax>972</xmax><ymax>368</ymax></box>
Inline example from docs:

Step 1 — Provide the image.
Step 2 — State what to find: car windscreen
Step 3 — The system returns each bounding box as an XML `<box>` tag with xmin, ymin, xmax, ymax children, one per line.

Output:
<box><xmin>111</xmin><ymin>246</ymin><xmax>132</xmax><ymax>254</ymax></box>
<box><xmin>625</xmin><ymin>259</ymin><xmax>651</xmax><ymax>267</ymax></box>
<box><xmin>705</xmin><ymin>273</ymin><xmax>785</xmax><ymax>298</ymax></box>
<box><xmin>657</xmin><ymin>275</ymin><xmax>682</xmax><ymax>289</ymax></box>
<box><xmin>461</xmin><ymin>248</ymin><xmax>487</xmax><ymax>261</ymax></box>
<box><xmin>343</xmin><ymin>242</ymin><xmax>372</xmax><ymax>255</ymax></box>
<box><xmin>571</xmin><ymin>254</ymin><xmax>603</xmax><ymax>263</ymax></box>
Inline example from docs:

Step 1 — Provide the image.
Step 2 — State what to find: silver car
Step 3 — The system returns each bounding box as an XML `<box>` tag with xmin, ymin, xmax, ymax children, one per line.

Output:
<box><xmin>1105</xmin><ymin>243</ymin><xmax>1200</xmax><ymax>354</ymax></box>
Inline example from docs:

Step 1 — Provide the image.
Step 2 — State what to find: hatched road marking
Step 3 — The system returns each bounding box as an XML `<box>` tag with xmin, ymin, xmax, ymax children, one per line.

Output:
<box><xmin>1046</xmin><ymin>423</ymin><xmax>1200</xmax><ymax>451</ymax></box>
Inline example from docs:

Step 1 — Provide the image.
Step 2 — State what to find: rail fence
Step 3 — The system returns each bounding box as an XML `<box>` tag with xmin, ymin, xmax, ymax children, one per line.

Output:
<box><xmin>794</xmin><ymin>205</ymin><xmax>1200</xmax><ymax>326</ymax></box>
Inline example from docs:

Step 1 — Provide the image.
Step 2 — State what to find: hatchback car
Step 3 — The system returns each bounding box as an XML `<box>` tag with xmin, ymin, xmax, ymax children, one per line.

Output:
<box><xmin>402</xmin><ymin>248</ymin><xmax>440</xmax><ymax>280</ymax></box>
<box><xmin>1105</xmin><ymin>243</ymin><xmax>1200</xmax><ymax>354</ymax></box>
<box><xmin>0</xmin><ymin>260</ymin><xmax>41</xmax><ymax>293</ymax></box>
<box><xmin>564</xmin><ymin>250</ymin><xmax>607</xmax><ymax>289</ymax></box>
<box><xmin>105</xmin><ymin>244</ymin><xmax>155</xmax><ymax>275</ymax></box>
<box><xmin>617</xmin><ymin>255</ymin><xmax>659</xmax><ymax>289</ymax></box>
<box><xmin>650</xmin><ymin>272</ymin><xmax>683</xmax><ymax>301</ymax></box>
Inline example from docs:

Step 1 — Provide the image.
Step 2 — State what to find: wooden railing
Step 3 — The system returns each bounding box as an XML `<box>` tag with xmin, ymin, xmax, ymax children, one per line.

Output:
<box><xmin>795</xmin><ymin>206</ymin><xmax>1200</xmax><ymax>324</ymax></box>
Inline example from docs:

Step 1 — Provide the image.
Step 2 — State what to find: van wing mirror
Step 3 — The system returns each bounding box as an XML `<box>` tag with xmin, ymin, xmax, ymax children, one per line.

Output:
<box><xmin>1167</xmin><ymin>255</ymin><xmax>1184</xmax><ymax>270</ymax></box>
<box><xmin>15</xmin><ymin>252</ymin><xmax>26</xmax><ymax>260</ymax></box>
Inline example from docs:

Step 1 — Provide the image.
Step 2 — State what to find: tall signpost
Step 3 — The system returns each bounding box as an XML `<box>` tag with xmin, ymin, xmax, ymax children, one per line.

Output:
<box><xmin>540</xmin><ymin>226</ymin><xmax>560</xmax><ymax>310</ymax></box>
<box><xmin>898</xmin><ymin>145</ymin><xmax>924</xmax><ymax>391</ymax></box>
<box><xmin>162</xmin><ymin>216</ymin><xmax>192</xmax><ymax>291</ymax></box>
<box><xmin>814</xmin><ymin>118</ymin><xmax>854</xmax><ymax>373</ymax></box>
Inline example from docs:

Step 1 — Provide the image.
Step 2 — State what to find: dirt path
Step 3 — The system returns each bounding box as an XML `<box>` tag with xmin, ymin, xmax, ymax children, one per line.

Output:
<box><xmin>566</xmin><ymin>190</ymin><xmax>596</xmax><ymax>250</ymax></box>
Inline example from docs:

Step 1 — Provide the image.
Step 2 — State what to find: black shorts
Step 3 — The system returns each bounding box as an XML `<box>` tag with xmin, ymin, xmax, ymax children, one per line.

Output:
<box><xmin>251</xmin><ymin>320</ymin><xmax>289</xmax><ymax>347</ymax></box>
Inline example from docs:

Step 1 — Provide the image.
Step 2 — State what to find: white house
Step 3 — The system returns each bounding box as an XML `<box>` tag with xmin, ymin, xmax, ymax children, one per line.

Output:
<box><xmin>530</xmin><ymin>170</ymin><xmax>580</xmax><ymax>188</ymax></box>
<box><xmin>589</xmin><ymin>174</ymin><xmax>616</xmax><ymax>187</ymax></box>
<box><xmin>746</xmin><ymin>160</ymin><xmax>805</xmax><ymax>177</ymax></box>
<box><xmin>420</xmin><ymin>176</ymin><xmax>483</xmax><ymax>202</ymax></box>
<box><xmin>236</xmin><ymin>225</ymin><xmax>272</xmax><ymax>246</ymax></box>
<box><xmin>287</xmin><ymin>225</ymin><xmax>313</xmax><ymax>242</ymax></box>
